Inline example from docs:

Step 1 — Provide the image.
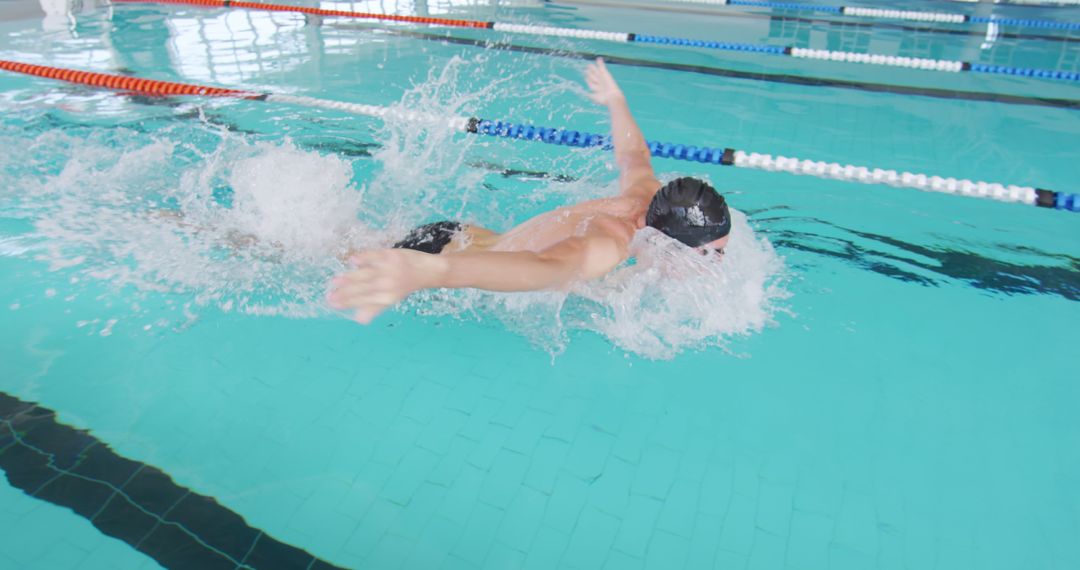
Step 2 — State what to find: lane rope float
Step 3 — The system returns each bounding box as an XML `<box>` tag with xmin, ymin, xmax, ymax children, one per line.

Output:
<box><xmin>616</xmin><ymin>0</ymin><xmax>1080</xmax><ymax>29</ymax></box>
<box><xmin>1</xmin><ymin>60</ymin><xmax>1076</xmax><ymax>213</ymax></box>
<box><xmin>0</xmin><ymin>60</ymin><xmax>469</xmax><ymax>130</ymax></box>
<box><xmin>942</xmin><ymin>0</ymin><xmax>1080</xmax><ymax>6</ymax></box>
<box><xmin>0</xmin><ymin>59</ymin><xmax>263</xmax><ymax>98</ymax></box>
<box><xmin>113</xmin><ymin>0</ymin><xmax>1080</xmax><ymax>81</ymax></box>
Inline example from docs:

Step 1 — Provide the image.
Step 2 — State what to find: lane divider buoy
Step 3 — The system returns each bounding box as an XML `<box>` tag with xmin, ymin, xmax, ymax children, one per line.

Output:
<box><xmin>0</xmin><ymin>59</ymin><xmax>263</xmax><ymax>98</ymax></box>
<box><xmin>113</xmin><ymin>0</ymin><xmax>1080</xmax><ymax>81</ymax></box>
<box><xmin>1</xmin><ymin>59</ymin><xmax>1076</xmax><ymax>213</ymax></box>
<box><xmin>614</xmin><ymin>0</ymin><xmax>1080</xmax><ymax>30</ymax></box>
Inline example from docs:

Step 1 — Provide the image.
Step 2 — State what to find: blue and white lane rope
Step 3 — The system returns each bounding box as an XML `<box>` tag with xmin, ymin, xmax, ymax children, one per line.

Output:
<box><xmin>946</xmin><ymin>0</ymin><xmax>1080</xmax><ymax>6</ymax></box>
<box><xmin>639</xmin><ymin>0</ymin><xmax>1080</xmax><ymax>29</ymax></box>
<box><xmin>119</xmin><ymin>0</ymin><xmax>1078</xmax><ymax>80</ymax></box>
<box><xmin>466</xmin><ymin>118</ymin><xmax>1080</xmax><ymax>213</ymax></box>
<box><xmin>0</xmin><ymin>60</ymin><xmax>1075</xmax><ymax>213</ymax></box>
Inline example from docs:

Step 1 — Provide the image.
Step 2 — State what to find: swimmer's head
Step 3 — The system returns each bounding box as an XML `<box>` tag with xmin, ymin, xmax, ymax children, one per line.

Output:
<box><xmin>645</xmin><ymin>177</ymin><xmax>731</xmax><ymax>250</ymax></box>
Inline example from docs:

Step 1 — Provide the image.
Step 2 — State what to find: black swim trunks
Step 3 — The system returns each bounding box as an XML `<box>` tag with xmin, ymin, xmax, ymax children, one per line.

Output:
<box><xmin>392</xmin><ymin>221</ymin><xmax>463</xmax><ymax>254</ymax></box>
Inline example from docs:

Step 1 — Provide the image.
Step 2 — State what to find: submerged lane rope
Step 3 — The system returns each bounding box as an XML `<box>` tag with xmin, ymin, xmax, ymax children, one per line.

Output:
<box><xmin>1</xmin><ymin>60</ymin><xmax>1076</xmax><ymax>213</ymax></box>
<box><xmin>113</xmin><ymin>0</ymin><xmax>1080</xmax><ymax>81</ymax></box>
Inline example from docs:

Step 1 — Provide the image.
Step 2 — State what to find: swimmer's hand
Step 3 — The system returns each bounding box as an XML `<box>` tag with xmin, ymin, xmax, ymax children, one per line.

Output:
<box><xmin>585</xmin><ymin>58</ymin><xmax>625</xmax><ymax>107</ymax></box>
<box><xmin>327</xmin><ymin>249</ymin><xmax>446</xmax><ymax>325</ymax></box>
<box><xmin>585</xmin><ymin>58</ymin><xmax>660</xmax><ymax>201</ymax></box>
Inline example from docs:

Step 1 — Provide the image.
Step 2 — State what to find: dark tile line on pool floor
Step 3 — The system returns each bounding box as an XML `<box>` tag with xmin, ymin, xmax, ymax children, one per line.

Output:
<box><xmin>0</xmin><ymin>391</ymin><xmax>346</xmax><ymax>570</ymax></box>
<box><xmin>372</xmin><ymin>28</ymin><xmax>1080</xmax><ymax>111</ymax></box>
<box><xmin>748</xmin><ymin>208</ymin><xmax>1080</xmax><ymax>300</ymax></box>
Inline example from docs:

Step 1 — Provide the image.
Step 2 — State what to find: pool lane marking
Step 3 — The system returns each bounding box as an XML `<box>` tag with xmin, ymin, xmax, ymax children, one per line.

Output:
<box><xmin>0</xmin><ymin>60</ymin><xmax>468</xmax><ymax>129</ymax></box>
<box><xmin>0</xmin><ymin>60</ymin><xmax>263</xmax><ymax>99</ymax></box>
<box><xmin>381</xmin><ymin>28</ymin><xmax>1080</xmax><ymax>110</ymax></box>
<box><xmin>113</xmin><ymin>0</ymin><xmax>1080</xmax><ymax>81</ymax></box>
<box><xmin>588</xmin><ymin>0</ymin><xmax>1080</xmax><ymax>29</ymax></box>
<box><xmin>1</xmin><ymin>59</ymin><xmax>1077</xmax><ymax>213</ymax></box>
<box><xmin>463</xmin><ymin>118</ymin><xmax>1079</xmax><ymax>212</ymax></box>
<box><xmin>0</xmin><ymin>391</ymin><xmax>347</xmax><ymax>570</ymax></box>
<box><xmin>942</xmin><ymin>0</ymin><xmax>1080</xmax><ymax>7</ymax></box>
<box><xmin>551</xmin><ymin>0</ymin><xmax>1080</xmax><ymax>44</ymax></box>
<box><xmin>673</xmin><ymin>0</ymin><xmax>1080</xmax><ymax>8</ymax></box>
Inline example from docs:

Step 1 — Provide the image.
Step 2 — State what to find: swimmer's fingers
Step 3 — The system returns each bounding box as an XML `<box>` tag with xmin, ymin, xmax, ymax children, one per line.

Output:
<box><xmin>352</xmin><ymin>304</ymin><xmax>387</xmax><ymax>325</ymax></box>
<box><xmin>585</xmin><ymin>68</ymin><xmax>605</xmax><ymax>91</ymax></box>
<box><xmin>348</xmin><ymin>250</ymin><xmax>384</xmax><ymax>268</ymax></box>
<box><xmin>586</xmin><ymin>58</ymin><xmax>614</xmax><ymax>84</ymax></box>
<box><xmin>329</xmin><ymin>277</ymin><xmax>397</xmax><ymax>303</ymax></box>
<box><xmin>339</xmin><ymin>266</ymin><xmax>379</xmax><ymax>285</ymax></box>
<box><xmin>327</xmin><ymin>273</ymin><xmax>395</xmax><ymax>306</ymax></box>
<box><xmin>328</xmin><ymin>282</ymin><xmax>390</xmax><ymax>324</ymax></box>
<box><xmin>329</xmin><ymin>248</ymin><xmax>438</xmax><ymax>323</ymax></box>
<box><xmin>327</xmin><ymin>266</ymin><xmax>410</xmax><ymax>317</ymax></box>
<box><xmin>326</xmin><ymin>267</ymin><xmax>377</xmax><ymax>308</ymax></box>
<box><xmin>585</xmin><ymin>57</ymin><xmax>607</xmax><ymax>77</ymax></box>
<box><xmin>327</xmin><ymin>284</ymin><xmax>400</xmax><ymax>312</ymax></box>
<box><xmin>585</xmin><ymin>75</ymin><xmax>604</xmax><ymax>102</ymax></box>
<box><xmin>584</xmin><ymin>58</ymin><xmax>622</xmax><ymax>105</ymax></box>
<box><xmin>331</xmin><ymin>289</ymin><xmax>397</xmax><ymax>309</ymax></box>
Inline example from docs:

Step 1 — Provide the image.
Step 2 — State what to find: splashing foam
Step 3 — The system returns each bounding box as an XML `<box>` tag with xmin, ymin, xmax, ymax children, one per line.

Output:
<box><xmin>222</xmin><ymin>141</ymin><xmax>366</xmax><ymax>258</ymax></box>
<box><xmin>576</xmin><ymin>214</ymin><xmax>786</xmax><ymax>359</ymax></box>
<box><xmin>366</xmin><ymin>55</ymin><xmax>510</xmax><ymax>232</ymax></box>
<box><xmin>412</xmin><ymin>208</ymin><xmax>787</xmax><ymax>359</ymax></box>
<box><xmin>0</xmin><ymin>54</ymin><xmax>786</xmax><ymax>358</ymax></box>
<box><xmin>0</xmin><ymin>123</ymin><xmax>371</xmax><ymax>320</ymax></box>
<box><xmin>370</xmin><ymin>59</ymin><xmax>789</xmax><ymax>359</ymax></box>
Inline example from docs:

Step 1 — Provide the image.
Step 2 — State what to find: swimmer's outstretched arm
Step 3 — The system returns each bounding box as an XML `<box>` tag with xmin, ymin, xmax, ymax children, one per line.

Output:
<box><xmin>327</xmin><ymin>231</ymin><xmax>627</xmax><ymax>325</ymax></box>
<box><xmin>585</xmin><ymin>58</ymin><xmax>661</xmax><ymax>201</ymax></box>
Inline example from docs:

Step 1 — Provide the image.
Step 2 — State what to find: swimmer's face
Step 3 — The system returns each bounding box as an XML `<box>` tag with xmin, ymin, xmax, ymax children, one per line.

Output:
<box><xmin>697</xmin><ymin>234</ymin><xmax>729</xmax><ymax>258</ymax></box>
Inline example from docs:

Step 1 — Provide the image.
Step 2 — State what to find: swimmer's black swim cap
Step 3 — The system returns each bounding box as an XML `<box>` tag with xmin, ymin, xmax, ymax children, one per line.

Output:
<box><xmin>645</xmin><ymin>177</ymin><xmax>731</xmax><ymax>247</ymax></box>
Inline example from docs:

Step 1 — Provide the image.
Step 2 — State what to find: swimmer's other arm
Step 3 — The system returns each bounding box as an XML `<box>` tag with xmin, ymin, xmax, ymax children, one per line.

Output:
<box><xmin>327</xmin><ymin>234</ymin><xmax>626</xmax><ymax>325</ymax></box>
<box><xmin>585</xmin><ymin>58</ymin><xmax>661</xmax><ymax>201</ymax></box>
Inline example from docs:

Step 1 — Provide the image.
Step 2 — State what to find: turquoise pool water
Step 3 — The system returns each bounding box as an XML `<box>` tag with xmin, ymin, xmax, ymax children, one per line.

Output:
<box><xmin>1</xmin><ymin>0</ymin><xmax>1078</xmax><ymax>568</ymax></box>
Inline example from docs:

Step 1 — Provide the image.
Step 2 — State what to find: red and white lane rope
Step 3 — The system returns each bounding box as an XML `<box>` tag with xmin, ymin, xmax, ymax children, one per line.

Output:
<box><xmin>1</xmin><ymin>60</ymin><xmax>1076</xmax><ymax>212</ymax></box>
<box><xmin>112</xmin><ymin>0</ymin><xmax>1078</xmax><ymax>80</ymax></box>
<box><xmin>0</xmin><ymin>59</ymin><xmax>262</xmax><ymax>98</ymax></box>
<box><xmin>0</xmin><ymin>60</ymin><xmax>469</xmax><ymax>129</ymax></box>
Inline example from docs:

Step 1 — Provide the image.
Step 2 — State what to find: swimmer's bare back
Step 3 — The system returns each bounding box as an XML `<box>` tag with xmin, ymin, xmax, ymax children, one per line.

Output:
<box><xmin>487</xmin><ymin>196</ymin><xmax>641</xmax><ymax>254</ymax></box>
<box><xmin>328</xmin><ymin>58</ymin><xmax>660</xmax><ymax>325</ymax></box>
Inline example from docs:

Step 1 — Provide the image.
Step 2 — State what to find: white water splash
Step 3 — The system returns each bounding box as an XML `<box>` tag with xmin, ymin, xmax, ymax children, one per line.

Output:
<box><xmin>0</xmin><ymin>123</ymin><xmax>372</xmax><ymax>319</ymax></box>
<box><xmin>367</xmin><ymin>55</ymin><xmax>515</xmax><ymax>234</ymax></box>
<box><xmin>214</xmin><ymin>139</ymin><xmax>366</xmax><ymax>258</ymax></box>
<box><xmin>410</xmin><ymin>206</ymin><xmax>788</xmax><ymax>359</ymax></box>
<box><xmin>368</xmin><ymin>59</ymin><xmax>789</xmax><ymax>359</ymax></box>
<box><xmin>0</xmin><ymin>54</ymin><xmax>787</xmax><ymax>358</ymax></box>
<box><xmin>575</xmin><ymin>212</ymin><xmax>787</xmax><ymax>358</ymax></box>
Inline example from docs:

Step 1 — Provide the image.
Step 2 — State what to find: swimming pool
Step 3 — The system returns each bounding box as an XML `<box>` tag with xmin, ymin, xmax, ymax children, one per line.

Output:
<box><xmin>1</xmin><ymin>0</ymin><xmax>1078</xmax><ymax>567</ymax></box>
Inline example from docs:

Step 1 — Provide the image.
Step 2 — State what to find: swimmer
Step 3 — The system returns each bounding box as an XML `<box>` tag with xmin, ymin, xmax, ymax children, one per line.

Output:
<box><xmin>328</xmin><ymin>58</ymin><xmax>732</xmax><ymax>324</ymax></box>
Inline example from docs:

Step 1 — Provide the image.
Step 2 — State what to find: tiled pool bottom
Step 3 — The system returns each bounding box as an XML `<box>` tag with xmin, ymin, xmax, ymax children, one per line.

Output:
<box><xmin>0</xmin><ymin>392</ymin><xmax>342</xmax><ymax>569</ymax></box>
<box><xmin>2</xmin><ymin>0</ymin><xmax>1080</xmax><ymax>564</ymax></box>
<box><xmin>0</xmin><ymin>477</ymin><xmax>155</xmax><ymax>569</ymax></box>
<box><xmin>0</xmin><ymin>377</ymin><xmax>880</xmax><ymax>570</ymax></box>
<box><xmin>3</xmin><ymin>258</ymin><xmax>1076</xmax><ymax>570</ymax></box>
<box><xmin>0</xmin><ymin>377</ymin><xmax>1002</xmax><ymax>570</ymax></box>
